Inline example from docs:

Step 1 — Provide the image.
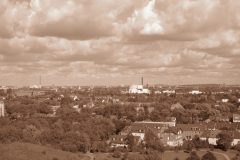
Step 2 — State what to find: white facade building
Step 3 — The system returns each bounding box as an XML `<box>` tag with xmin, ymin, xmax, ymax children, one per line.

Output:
<box><xmin>162</xmin><ymin>90</ymin><xmax>175</xmax><ymax>94</ymax></box>
<box><xmin>129</xmin><ymin>85</ymin><xmax>150</xmax><ymax>94</ymax></box>
<box><xmin>233</xmin><ymin>114</ymin><xmax>240</xmax><ymax>123</ymax></box>
<box><xmin>154</xmin><ymin>91</ymin><xmax>162</xmax><ymax>94</ymax></box>
<box><xmin>0</xmin><ymin>101</ymin><xmax>5</xmax><ymax>117</ymax></box>
<box><xmin>189</xmin><ymin>90</ymin><xmax>203</xmax><ymax>95</ymax></box>
<box><xmin>222</xmin><ymin>99</ymin><xmax>229</xmax><ymax>103</ymax></box>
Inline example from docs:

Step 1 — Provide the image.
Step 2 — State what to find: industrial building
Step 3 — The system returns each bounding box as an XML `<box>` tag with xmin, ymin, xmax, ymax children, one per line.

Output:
<box><xmin>129</xmin><ymin>77</ymin><xmax>150</xmax><ymax>94</ymax></box>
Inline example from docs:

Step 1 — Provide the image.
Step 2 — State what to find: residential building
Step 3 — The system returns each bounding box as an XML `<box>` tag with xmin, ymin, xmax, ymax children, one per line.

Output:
<box><xmin>110</xmin><ymin>135</ymin><xmax>128</xmax><ymax>148</ymax></box>
<box><xmin>154</xmin><ymin>91</ymin><xmax>162</xmax><ymax>94</ymax></box>
<box><xmin>50</xmin><ymin>105</ymin><xmax>61</xmax><ymax>117</ymax></box>
<box><xmin>119</xmin><ymin>119</ymin><xmax>177</xmax><ymax>146</ymax></box>
<box><xmin>177</xmin><ymin>124</ymin><xmax>206</xmax><ymax>140</ymax></box>
<box><xmin>0</xmin><ymin>101</ymin><xmax>4</xmax><ymax>117</ymax></box>
<box><xmin>200</xmin><ymin>130</ymin><xmax>221</xmax><ymax>145</ymax></box>
<box><xmin>222</xmin><ymin>99</ymin><xmax>229</xmax><ymax>103</ymax></box>
<box><xmin>233</xmin><ymin>114</ymin><xmax>240</xmax><ymax>123</ymax></box>
<box><xmin>161</xmin><ymin>127</ymin><xmax>183</xmax><ymax>147</ymax></box>
<box><xmin>109</xmin><ymin>135</ymin><xmax>141</xmax><ymax>148</ymax></box>
<box><xmin>120</xmin><ymin>121</ymin><xmax>168</xmax><ymax>141</ymax></box>
<box><xmin>189</xmin><ymin>90</ymin><xmax>203</xmax><ymax>95</ymax></box>
<box><xmin>200</xmin><ymin>130</ymin><xmax>240</xmax><ymax>146</ymax></box>
<box><xmin>162</xmin><ymin>90</ymin><xmax>175</xmax><ymax>94</ymax></box>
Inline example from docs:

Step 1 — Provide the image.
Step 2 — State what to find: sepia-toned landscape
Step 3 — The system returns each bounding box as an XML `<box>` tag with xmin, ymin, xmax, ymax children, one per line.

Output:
<box><xmin>0</xmin><ymin>0</ymin><xmax>240</xmax><ymax>160</ymax></box>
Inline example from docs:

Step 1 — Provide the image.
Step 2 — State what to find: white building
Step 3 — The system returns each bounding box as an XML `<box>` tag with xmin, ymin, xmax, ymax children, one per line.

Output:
<box><xmin>135</xmin><ymin>117</ymin><xmax>176</xmax><ymax>127</ymax></box>
<box><xmin>0</xmin><ymin>101</ymin><xmax>5</xmax><ymax>117</ymax></box>
<box><xmin>154</xmin><ymin>91</ymin><xmax>162</xmax><ymax>94</ymax></box>
<box><xmin>189</xmin><ymin>90</ymin><xmax>202</xmax><ymax>95</ymax></box>
<box><xmin>162</xmin><ymin>90</ymin><xmax>175</xmax><ymax>94</ymax></box>
<box><xmin>222</xmin><ymin>99</ymin><xmax>229</xmax><ymax>103</ymax></box>
<box><xmin>29</xmin><ymin>85</ymin><xmax>41</xmax><ymax>89</ymax></box>
<box><xmin>73</xmin><ymin>105</ymin><xmax>81</xmax><ymax>113</ymax></box>
<box><xmin>233</xmin><ymin>114</ymin><xmax>240</xmax><ymax>123</ymax></box>
<box><xmin>129</xmin><ymin>85</ymin><xmax>150</xmax><ymax>94</ymax></box>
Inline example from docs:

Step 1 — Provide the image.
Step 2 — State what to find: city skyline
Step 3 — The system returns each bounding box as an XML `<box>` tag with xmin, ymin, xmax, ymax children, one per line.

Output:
<box><xmin>0</xmin><ymin>0</ymin><xmax>240</xmax><ymax>86</ymax></box>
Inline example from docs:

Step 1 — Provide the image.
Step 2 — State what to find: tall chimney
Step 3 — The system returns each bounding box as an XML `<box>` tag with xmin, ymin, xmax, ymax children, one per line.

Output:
<box><xmin>141</xmin><ymin>77</ymin><xmax>143</xmax><ymax>86</ymax></box>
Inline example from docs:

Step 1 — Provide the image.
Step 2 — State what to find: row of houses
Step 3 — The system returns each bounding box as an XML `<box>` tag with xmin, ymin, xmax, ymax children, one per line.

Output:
<box><xmin>110</xmin><ymin>120</ymin><xmax>240</xmax><ymax>148</ymax></box>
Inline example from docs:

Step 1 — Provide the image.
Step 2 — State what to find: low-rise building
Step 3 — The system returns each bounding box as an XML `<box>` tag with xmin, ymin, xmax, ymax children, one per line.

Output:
<box><xmin>200</xmin><ymin>130</ymin><xmax>221</xmax><ymax>145</ymax></box>
<box><xmin>110</xmin><ymin>135</ymin><xmax>128</xmax><ymax>148</ymax></box>
<box><xmin>119</xmin><ymin>119</ymin><xmax>178</xmax><ymax>146</ymax></box>
<box><xmin>200</xmin><ymin>130</ymin><xmax>240</xmax><ymax>146</ymax></box>
<box><xmin>222</xmin><ymin>99</ymin><xmax>229</xmax><ymax>103</ymax></box>
<box><xmin>0</xmin><ymin>101</ymin><xmax>5</xmax><ymax>117</ymax></box>
<box><xmin>154</xmin><ymin>91</ymin><xmax>162</xmax><ymax>94</ymax></box>
<box><xmin>162</xmin><ymin>90</ymin><xmax>175</xmax><ymax>94</ymax></box>
<box><xmin>161</xmin><ymin>127</ymin><xmax>183</xmax><ymax>147</ymax></box>
<box><xmin>189</xmin><ymin>90</ymin><xmax>203</xmax><ymax>95</ymax></box>
<box><xmin>233</xmin><ymin>114</ymin><xmax>240</xmax><ymax>123</ymax></box>
<box><xmin>177</xmin><ymin>124</ymin><xmax>206</xmax><ymax>140</ymax></box>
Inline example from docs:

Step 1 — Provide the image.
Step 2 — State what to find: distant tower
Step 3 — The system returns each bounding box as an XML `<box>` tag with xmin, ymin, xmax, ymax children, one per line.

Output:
<box><xmin>0</xmin><ymin>101</ymin><xmax>5</xmax><ymax>117</ymax></box>
<box><xmin>141</xmin><ymin>77</ymin><xmax>144</xmax><ymax>86</ymax></box>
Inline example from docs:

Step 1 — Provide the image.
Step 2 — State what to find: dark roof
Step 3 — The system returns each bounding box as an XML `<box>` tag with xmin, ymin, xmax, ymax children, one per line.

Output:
<box><xmin>201</xmin><ymin>130</ymin><xmax>240</xmax><ymax>139</ymax></box>
<box><xmin>176</xmin><ymin>124</ymin><xmax>207</xmax><ymax>131</ymax></box>
<box><xmin>201</xmin><ymin>130</ymin><xmax>221</xmax><ymax>138</ymax></box>
<box><xmin>164</xmin><ymin>127</ymin><xmax>182</xmax><ymax>135</ymax></box>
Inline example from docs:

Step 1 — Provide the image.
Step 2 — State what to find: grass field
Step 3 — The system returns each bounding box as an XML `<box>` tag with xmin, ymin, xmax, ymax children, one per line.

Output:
<box><xmin>0</xmin><ymin>143</ymin><xmax>90</xmax><ymax>160</ymax></box>
<box><xmin>94</xmin><ymin>153</ymin><xmax>121</xmax><ymax>160</ymax></box>
<box><xmin>0</xmin><ymin>143</ymin><xmax>237</xmax><ymax>160</ymax></box>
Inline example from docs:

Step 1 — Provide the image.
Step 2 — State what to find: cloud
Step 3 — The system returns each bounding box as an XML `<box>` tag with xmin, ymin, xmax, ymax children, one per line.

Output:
<box><xmin>0</xmin><ymin>0</ymin><xmax>240</xmax><ymax>85</ymax></box>
<box><xmin>120</xmin><ymin>0</ymin><xmax>240</xmax><ymax>42</ymax></box>
<box><xmin>29</xmin><ymin>0</ymin><xmax>115</xmax><ymax>40</ymax></box>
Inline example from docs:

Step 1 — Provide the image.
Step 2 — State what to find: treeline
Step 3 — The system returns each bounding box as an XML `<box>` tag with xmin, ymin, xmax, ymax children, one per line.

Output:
<box><xmin>0</xmin><ymin>111</ymin><xmax>128</xmax><ymax>153</ymax></box>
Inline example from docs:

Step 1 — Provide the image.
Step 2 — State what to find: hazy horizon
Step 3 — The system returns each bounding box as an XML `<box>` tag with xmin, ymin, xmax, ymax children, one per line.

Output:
<box><xmin>0</xmin><ymin>0</ymin><xmax>240</xmax><ymax>86</ymax></box>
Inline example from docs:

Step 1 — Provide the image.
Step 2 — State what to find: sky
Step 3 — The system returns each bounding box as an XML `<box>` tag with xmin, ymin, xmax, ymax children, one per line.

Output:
<box><xmin>0</xmin><ymin>0</ymin><xmax>240</xmax><ymax>86</ymax></box>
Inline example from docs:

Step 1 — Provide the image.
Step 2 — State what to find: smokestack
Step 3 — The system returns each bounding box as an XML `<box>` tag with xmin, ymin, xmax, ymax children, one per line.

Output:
<box><xmin>141</xmin><ymin>77</ymin><xmax>143</xmax><ymax>86</ymax></box>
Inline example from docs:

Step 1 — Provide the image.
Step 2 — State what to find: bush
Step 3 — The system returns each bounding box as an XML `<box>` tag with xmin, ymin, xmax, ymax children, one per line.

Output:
<box><xmin>41</xmin><ymin>150</ymin><xmax>46</xmax><ymax>155</ymax></box>
<box><xmin>60</xmin><ymin>142</ymin><xmax>78</xmax><ymax>152</ymax></box>
<box><xmin>201</xmin><ymin>151</ymin><xmax>217</xmax><ymax>160</ymax></box>
<box><xmin>186</xmin><ymin>151</ymin><xmax>200</xmax><ymax>160</ymax></box>
<box><xmin>112</xmin><ymin>151</ymin><xmax>121</xmax><ymax>158</ymax></box>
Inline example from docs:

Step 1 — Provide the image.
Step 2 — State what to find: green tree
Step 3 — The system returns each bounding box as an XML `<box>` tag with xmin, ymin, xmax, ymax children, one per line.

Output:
<box><xmin>145</xmin><ymin>129</ymin><xmax>164</xmax><ymax>152</ymax></box>
<box><xmin>201</xmin><ymin>151</ymin><xmax>217</xmax><ymax>160</ymax></box>
<box><xmin>232</xmin><ymin>153</ymin><xmax>240</xmax><ymax>160</ymax></box>
<box><xmin>126</xmin><ymin>134</ymin><xmax>135</xmax><ymax>151</ymax></box>
<box><xmin>216</xmin><ymin>132</ymin><xmax>233</xmax><ymax>151</ymax></box>
<box><xmin>186</xmin><ymin>151</ymin><xmax>200</xmax><ymax>160</ymax></box>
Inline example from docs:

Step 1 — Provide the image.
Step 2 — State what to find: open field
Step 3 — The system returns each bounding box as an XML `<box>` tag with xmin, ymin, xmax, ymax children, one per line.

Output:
<box><xmin>0</xmin><ymin>143</ymin><xmax>90</xmax><ymax>160</ymax></box>
<box><xmin>0</xmin><ymin>143</ymin><xmax>238</xmax><ymax>160</ymax></box>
